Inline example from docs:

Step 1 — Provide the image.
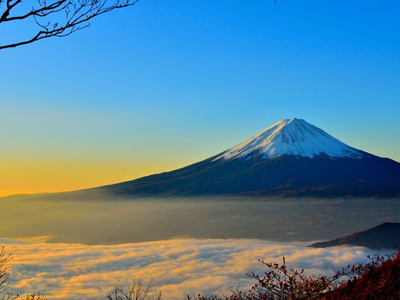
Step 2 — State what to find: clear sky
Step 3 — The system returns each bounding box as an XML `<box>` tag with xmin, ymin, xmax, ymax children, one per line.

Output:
<box><xmin>0</xmin><ymin>0</ymin><xmax>399</xmax><ymax>196</ymax></box>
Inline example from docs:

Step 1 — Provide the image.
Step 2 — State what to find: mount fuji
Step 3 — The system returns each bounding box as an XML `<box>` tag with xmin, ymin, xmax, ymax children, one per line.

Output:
<box><xmin>99</xmin><ymin>118</ymin><xmax>400</xmax><ymax>198</ymax></box>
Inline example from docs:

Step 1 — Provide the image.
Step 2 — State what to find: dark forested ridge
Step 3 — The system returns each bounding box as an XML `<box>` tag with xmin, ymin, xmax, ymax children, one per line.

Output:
<box><xmin>310</xmin><ymin>222</ymin><xmax>400</xmax><ymax>249</ymax></box>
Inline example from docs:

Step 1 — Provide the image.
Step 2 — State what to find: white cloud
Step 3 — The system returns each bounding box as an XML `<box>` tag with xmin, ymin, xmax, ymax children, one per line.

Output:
<box><xmin>1</xmin><ymin>239</ymin><xmax>382</xmax><ymax>300</ymax></box>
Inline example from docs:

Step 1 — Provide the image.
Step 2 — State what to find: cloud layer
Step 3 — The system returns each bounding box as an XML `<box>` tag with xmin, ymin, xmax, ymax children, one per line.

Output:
<box><xmin>1</xmin><ymin>239</ymin><xmax>380</xmax><ymax>299</ymax></box>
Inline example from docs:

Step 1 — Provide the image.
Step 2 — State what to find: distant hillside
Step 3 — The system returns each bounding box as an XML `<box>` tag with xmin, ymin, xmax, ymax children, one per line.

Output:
<box><xmin>309</xmin><ymin>222</ymin><xmax>400</xmax><ymax>249</ymax></box>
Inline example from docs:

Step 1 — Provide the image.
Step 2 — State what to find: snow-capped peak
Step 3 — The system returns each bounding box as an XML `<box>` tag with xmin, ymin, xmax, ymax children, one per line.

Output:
<box><xmin>214</xmin><ymin>118</ymin><xmax>364</xmax><ymax>160</ymax></box>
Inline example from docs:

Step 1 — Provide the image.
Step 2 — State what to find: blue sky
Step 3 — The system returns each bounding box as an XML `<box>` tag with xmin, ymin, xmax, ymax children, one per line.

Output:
<box><xmin>0</xmin><ymin>0</ymin><xmax>399</xmax><ymax>195</ymax></box>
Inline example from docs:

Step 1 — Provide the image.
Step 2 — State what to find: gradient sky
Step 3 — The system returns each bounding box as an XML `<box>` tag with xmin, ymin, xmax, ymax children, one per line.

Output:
<box><xmin>0</xmin><ymin>0</ymin><xmax>399</xmax><ymax>196</ymax></box>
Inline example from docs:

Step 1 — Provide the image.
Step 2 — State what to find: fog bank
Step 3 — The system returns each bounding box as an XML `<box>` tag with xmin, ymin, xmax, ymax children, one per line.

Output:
<box><xmin>2</xmin><ymin>238</ymin><xmax>381</xmax><ymax>300</ymax></box>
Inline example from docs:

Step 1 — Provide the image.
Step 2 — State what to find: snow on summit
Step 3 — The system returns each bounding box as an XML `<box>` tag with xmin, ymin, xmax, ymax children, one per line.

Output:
<box><xmin>215</xmin><ymin>118</ymin><xmax>364</xmax><ymax>160</ymax></box>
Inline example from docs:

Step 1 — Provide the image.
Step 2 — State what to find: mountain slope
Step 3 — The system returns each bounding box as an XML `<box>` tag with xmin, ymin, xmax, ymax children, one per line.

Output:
<box><xmin>309</xmin><ymin>222</ymin><xmax>400</xmax><ymax>249</ymax></box>
<box><xmin>97</xmin><ymin>118</ymin><xmax>400</xmax><ymax>198</ymax></box>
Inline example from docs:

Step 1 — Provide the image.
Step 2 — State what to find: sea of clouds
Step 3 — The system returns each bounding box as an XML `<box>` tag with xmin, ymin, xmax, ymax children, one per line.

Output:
<box><xmin>0</xmin><ymin>239</ymin><xmax>380</xmax><ymax>300</ymax></box>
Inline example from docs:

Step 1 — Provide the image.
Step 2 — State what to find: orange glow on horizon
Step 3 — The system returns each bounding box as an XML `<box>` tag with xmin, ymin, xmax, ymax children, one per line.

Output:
<box><xmin>0</xmin><ymin>159</ymin><xmax>180</xmax><ymax>197</ymax></box>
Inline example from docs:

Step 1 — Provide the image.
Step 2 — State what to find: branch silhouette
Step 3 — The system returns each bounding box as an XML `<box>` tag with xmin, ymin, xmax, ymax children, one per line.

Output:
<box><xmin>0</xmin><ymin>0</ymin><xmax>139</xmax><ymax>50</ymax></box>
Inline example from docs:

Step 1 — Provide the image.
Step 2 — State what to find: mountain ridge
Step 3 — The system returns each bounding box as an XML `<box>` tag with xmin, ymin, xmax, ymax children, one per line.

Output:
<box><xmin>98</xmin><ymin>154</ymin><xmax>400</xmax><ymax>197</ymax></box>
<box><xmin>309</xmin><ymin>222</ymin><xmax>400</xmax><ymax>249</ymax></box>
<box><xmin>4</xmin><ymin>118</ymin><xmax>400</xmax><ymax>199</ymax></box>
<box><xmin>92</xmin><ymin>119</ymin><xmax>400</xmax><ymax>198</ymax></box>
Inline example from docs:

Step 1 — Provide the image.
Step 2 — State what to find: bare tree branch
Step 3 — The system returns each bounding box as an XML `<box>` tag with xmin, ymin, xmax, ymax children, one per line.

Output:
<box><xmin>107</xmin><ymin>278</ymin><xmax>163</xmax><ymax>300</ymax></box>
<box><xmin>0</xmin><ymin>0</ymin><xmax>139</xmax><ymax>50</ymax></box>
<box><xmin>0</xmin><ymin>247</ymin><xmax>11</xmax><ymax>296</ymax></box>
